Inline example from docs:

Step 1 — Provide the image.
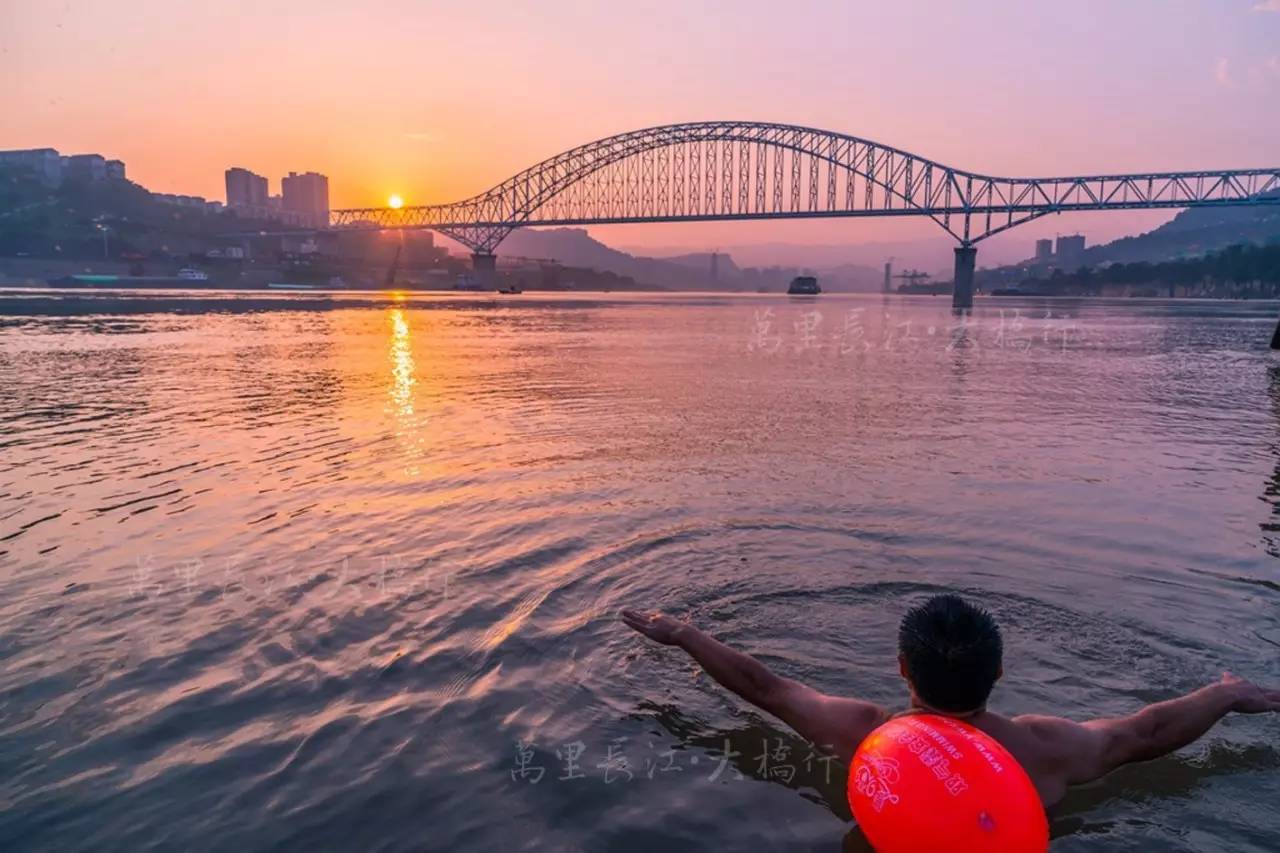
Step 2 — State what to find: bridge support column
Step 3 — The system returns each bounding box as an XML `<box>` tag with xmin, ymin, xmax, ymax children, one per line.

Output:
<box><xmin>471</xmin><ymin>252</ymin><xmax>497</xmax><ymax>289</ymax></box>
<box><xmin>952</xmin><ymin>244</ymin><xmax>976</xmax><ymax>309</ymax></box>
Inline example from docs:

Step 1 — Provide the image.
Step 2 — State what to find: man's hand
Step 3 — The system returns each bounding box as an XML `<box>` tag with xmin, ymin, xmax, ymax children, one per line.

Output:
<box><xmin>1221</xmin><ymin>671</ymin><xmax>1280</xmax><ymax>714</ymax></box>
<box><xmin>619</xmin><ymin>608</ymin><xmax>889</xmax><ymax>762</ymax></box>
<box><xmin>1025</xmin><ymin>670</ymin><xmax>1278</xmax><ymax>796</ymax></box>
<box><xmin>621</xmin><ymin>609</ymin><xmax>687</xmax><ymax>645</ymax></box>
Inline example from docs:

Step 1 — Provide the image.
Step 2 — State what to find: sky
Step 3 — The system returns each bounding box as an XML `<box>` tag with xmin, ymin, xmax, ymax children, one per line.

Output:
<box><xmin>4</xmin><ymin>0</ymin><xmax>1280</xmax><ymax>265</ymax></box>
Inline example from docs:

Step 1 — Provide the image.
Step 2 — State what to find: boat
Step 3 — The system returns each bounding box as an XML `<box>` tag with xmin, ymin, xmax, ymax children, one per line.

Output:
<box><xmin>46</xmin><ymin>273</ymin><xmax>220</xmax><ymax>289</ymax></box>
<box><xmin>787</xmin><ymin>275</ymin><xmax>821</xmax><ymax>295</ymax></box>
<box><xmin>497</xmin><ymin>284</ymin><xmax>523</xmax><ymax>294</ymax></box>
<box><xmin>989</xmin><ymin>286</ymin><xmax>1025</xmax><ymax>296</ymax></box>
<box><xmin>176</xmin><ymin>267</ymin><xmax>209</xmax><ymax>281</ymax></box>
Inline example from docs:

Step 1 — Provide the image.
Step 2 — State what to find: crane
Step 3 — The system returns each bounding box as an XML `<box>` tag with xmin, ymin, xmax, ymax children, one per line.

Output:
<box><xmin>895</xmin><ymin>269</ymin><xmax>930</xmax><ymax>287</ymax></box>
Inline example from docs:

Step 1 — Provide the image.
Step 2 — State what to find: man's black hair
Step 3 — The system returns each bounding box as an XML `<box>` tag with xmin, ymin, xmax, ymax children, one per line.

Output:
<box><xmin>898</xmin><ymin>594</ymin><xmax>1003</xmax><ymax>712</ymax></box>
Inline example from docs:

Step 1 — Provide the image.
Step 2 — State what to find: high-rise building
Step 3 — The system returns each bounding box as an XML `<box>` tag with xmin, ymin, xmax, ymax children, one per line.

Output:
<box><xmin>1034</xmin><ymin>238</ymin><xmax>1052</xmax><ymax>261</ymax></box>
<box><xmin>282</xmin><ymin>171</ymin><xmax>329</xmax><ymax>228</ymax></box>
<box><xmin>1</xmin><ymin>148</ymin><xmax>124</xmax><ymax>186</ymax></box>
<box><xmin>225</xmin><ymin>167</ymin><xmax>269</xmax><ymax>209</ymax></box>
<box><xmin>0</xmin><ymin>148</ymin><xmax>63</xmax><ymax>186</ymax></box>
<box><xmin>154</xmin><ymin>193</ymin><xmax>210</xmax><ymax>209</ymax></box>
<box><xmin>1055</xmin><ymin>234</ymin><xmax>1086</xmax><ymax>260</ymax></box>
<box><xmin>63</xmin><ymin>154</ymin><xmax>107</xmax><ymax>182</ymax></box>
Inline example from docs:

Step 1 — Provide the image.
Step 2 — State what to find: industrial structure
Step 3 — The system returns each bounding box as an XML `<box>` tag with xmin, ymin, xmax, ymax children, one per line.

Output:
<box><xmin>316</xmin><ymin>121</ymin><xmax>1280</xmax><ymax>308</ymax></box>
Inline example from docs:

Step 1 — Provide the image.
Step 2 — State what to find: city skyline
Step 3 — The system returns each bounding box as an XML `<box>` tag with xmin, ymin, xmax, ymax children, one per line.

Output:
<box><xmin>5</xmin><ymin>1</ymin><xmax>1280</xmax><ymax>255</ymax></box>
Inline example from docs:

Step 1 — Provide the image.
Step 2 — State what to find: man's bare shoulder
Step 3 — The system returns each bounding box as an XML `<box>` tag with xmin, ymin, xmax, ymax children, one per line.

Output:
<box><xmin>1009</xmin><ymin>713</ymin><xmax>1104</xmax><ymax>755</ymax></box>
<box><xmin>780</xmin><ymin>685</ymin><xmax>891</xmax><ymax>762</ymax></box>
<box><xmin>1011</xmin><ymin>712</ymin><xmax>1091</xmax><ymax>737</ymax></box>
<box><xmin>1006</xmin><ymin>713</ymin><xmax>1114</xmax><ymax>786</ymax></box>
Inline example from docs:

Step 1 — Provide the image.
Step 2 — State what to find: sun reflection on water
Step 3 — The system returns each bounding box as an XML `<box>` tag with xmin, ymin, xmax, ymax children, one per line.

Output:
<box><xmin>388</xmin><ymin>306</ymin><xmax>416</xmax><ymax>419</ymax></box>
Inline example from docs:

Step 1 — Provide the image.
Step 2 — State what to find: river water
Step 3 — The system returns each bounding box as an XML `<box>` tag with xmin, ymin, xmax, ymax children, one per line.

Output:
<box><xmin>1</xmin><ymin>290</ymin><xmax>1278</xmax><ymax>852</ymax></box>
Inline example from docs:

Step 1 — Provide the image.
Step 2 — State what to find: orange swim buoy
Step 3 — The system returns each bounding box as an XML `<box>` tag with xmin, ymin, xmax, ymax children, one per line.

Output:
<box><xmin>848</xmin><ymin>714</ymin><xmax>1048</xmax><ymax>852</ymax></box>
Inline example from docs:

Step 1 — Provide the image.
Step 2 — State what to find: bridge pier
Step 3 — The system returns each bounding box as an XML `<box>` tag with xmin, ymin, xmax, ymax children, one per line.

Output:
<box><xmin>952</xmin><ymin>244</ymin><xmax>976</xmax><ymax>309</ymax></box>
<box><xmin>471</xmin><ymin>252</ymin><xmax>498</xmax><ymax>289</ymax></box>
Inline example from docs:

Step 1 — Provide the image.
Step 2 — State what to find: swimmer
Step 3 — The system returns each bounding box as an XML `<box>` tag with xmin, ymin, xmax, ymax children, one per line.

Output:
<box><xmin>622</xmin><ymin>594</ymin><xmax>1279</xmax><ymax>806</ymax></box>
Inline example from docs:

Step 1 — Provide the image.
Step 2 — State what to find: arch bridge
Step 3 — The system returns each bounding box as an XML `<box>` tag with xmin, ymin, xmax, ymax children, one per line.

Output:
<box><xmin>328</xmin><ymin>121</ymin><xmax>1280</xmax><ymax>307</ymax></box>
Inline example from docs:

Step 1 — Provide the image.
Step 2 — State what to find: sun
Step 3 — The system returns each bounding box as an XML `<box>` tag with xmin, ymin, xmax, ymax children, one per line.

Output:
<box><xmin>388</xmin><ymin>194</ymin><xmax>404</xmax><ymax>209</ymax></box>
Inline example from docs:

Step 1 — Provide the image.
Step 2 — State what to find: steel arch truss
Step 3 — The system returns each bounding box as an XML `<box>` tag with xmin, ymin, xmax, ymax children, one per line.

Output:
<box><xmin>328</xmin><ymin>121</ymin><xmax>1280</xmax><ymax>252</ymax></box>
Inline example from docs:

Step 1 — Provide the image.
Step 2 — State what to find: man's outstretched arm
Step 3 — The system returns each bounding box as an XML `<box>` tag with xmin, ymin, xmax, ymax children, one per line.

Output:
<box><xmin>622</xmin><ymin>610</ymin><xmax>889</xmax><ymax>762</ymax></box>
<box><xmin>1020</xmin><ymin>672</ymin><xmax>1280</xmax><ymax>788</ymax></box>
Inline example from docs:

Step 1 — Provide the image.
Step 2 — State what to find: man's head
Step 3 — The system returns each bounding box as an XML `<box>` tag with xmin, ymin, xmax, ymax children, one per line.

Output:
<box><xmin>898</xmin><ymin>594</ymin><xmax>1003</xmax><ymax>713</ymax></box>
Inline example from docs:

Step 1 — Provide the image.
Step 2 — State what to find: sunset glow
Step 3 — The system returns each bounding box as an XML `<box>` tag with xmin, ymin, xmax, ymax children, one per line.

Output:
<box><xmin>7</xmin><ymin>1</ymin><xmax>1279</xmax><ymax>256</ymax></box>
<box><xmin>3</xmin><ymin>3</ymin><xmax>1280</xmax><ymax>852</ymax></box>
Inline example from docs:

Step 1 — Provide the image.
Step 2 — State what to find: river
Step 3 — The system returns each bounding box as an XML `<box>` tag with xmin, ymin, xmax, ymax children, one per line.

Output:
<box><xmin>1</xmin><ymin>290</ymin><xmax>1277</xmax><ymax>851</ymax></box>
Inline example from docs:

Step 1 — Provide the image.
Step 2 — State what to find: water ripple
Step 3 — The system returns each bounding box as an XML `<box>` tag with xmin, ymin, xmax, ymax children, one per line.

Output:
<box><xmin>1</xmin><ymin>294</ymin><xmax>1278</xmax><ymax>851</ymax></box>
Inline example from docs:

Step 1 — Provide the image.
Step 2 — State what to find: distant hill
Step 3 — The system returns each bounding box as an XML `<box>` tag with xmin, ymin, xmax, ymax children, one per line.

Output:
<box><xmin>625</xmin><ymin>238</ymin><xmax>998</xmax><ymax>277</ymax></box>
<box><xmin>1080</xmin><ymin>195</ymin><xmax>1280</xmax><ymax>266</ymax></box>
<box><xmin>492</xmin><ymin>228</ymin><xmax>708</xmax><ymax>289</ymax></box>
<box><xmin>975</xmin><ymin>195</ymin><xmax>1280</xmax><ymax>289</ymax></box>
<box><xmin>497</xmin><ymin>227</ymin><xmax>635</xmax><ymax>270</ymax></box>
<box><xmin>489</xmin><ymin>228</ymin><xmax>738</xmax><ymax>290</ymax></box>
<box><xmin>0</xmin><ymin>164</ymin><xmax>278</xmax><ymax>259</ymax></box>
<box><xmin>492</xmin><ymin>227</ymin><xmax>882</xmax><ymax>291</ymax></box>
<box><xmin>658</xmin><ymin>251</ymin><xmax>742</xmax><ymax>277</ymax></box>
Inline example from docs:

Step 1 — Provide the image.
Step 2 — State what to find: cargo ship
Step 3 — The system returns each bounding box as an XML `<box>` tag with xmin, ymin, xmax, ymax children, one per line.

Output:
<box><xmin>46</xmin><ymin>270</ymin><xmax>222</xmax><ymax>289</ymax></box>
